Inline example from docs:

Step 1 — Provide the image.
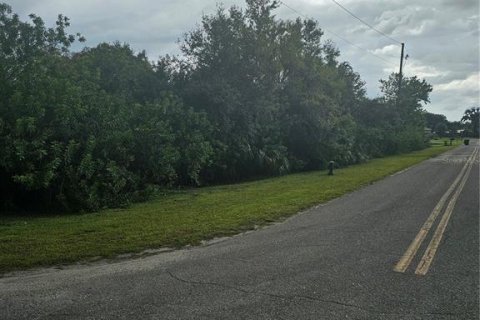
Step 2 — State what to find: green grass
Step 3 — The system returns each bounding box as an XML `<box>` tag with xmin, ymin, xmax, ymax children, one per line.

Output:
<box><xmin>0</xmin><ymin>144</ymin><xmax>456</xmax><ymax>273</ymax></box>
<box><xmin>429</xmin><ymin>138</ymin><xmax>462</xmax><ymax>147</ymax></box>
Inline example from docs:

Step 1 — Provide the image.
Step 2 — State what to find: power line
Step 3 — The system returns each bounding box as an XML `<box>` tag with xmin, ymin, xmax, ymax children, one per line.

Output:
<box><xmin>329</xmin><ymin>0</ymin><xmax>402</xmax><ymax>45</ymax></box>
<box><xmin>278</xmin><ymin>0</ymin><xmax>396</xmax><ymax>65</ymax></box>
<box><xmin>323</xmin><ymin>29</ymin><xmax>394</xmax><ymax>64</ymax></box>
<box><xmin>278</xmin><ymin>0</ymin><xmax>309</xmax><ymax>20</ymax></box>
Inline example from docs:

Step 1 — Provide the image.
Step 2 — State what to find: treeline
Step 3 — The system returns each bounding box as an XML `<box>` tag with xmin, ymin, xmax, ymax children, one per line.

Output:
<box><xmin>0</xmin><ymin>1</ymin><xmax>433</xmax><ymax>212</ymax></box>
<box><xmin>425</xmin><ymin>107</ymin><xmax>480</xmax><ymax>138</ymax></box>
<box><xmin>425</xmin><ymin>112</ymin><xmax>464</xmax><ymax>138</ymax></box>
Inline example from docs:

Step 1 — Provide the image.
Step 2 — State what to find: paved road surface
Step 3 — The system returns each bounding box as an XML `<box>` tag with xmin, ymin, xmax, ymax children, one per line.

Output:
<box><xmin>1</xmin><ymin>142</ymin><xmax>479</xmax><ymax>319</ymax></box>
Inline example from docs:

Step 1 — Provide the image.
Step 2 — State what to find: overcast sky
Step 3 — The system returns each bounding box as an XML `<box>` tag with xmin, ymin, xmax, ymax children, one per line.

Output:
<box><xmin>10</xmin><ymin>0</ymin><xmax>480</xmax><ymax>121</ymax></box>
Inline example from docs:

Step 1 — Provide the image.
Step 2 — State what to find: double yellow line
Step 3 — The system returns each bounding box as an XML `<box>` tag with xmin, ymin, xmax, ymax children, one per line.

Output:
<box><xmin>394</xmin><ymin>146</ymin><xmax>479</xmax><ymax>276</ymax></box>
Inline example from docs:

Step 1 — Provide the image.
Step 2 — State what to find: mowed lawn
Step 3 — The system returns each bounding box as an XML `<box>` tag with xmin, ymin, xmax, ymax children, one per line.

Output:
<box><xmin>0</xmin><ymin>144</ymin><xmax>456</xmax><ymax>273</ymax></box>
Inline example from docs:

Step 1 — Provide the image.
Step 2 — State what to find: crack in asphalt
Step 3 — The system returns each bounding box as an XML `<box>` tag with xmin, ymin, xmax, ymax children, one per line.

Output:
<box><xmin>165</xmin><ymin>270</ymin><xmax>475</xmax><ymax>318</ymax></box>
<box><xmin>166</xmin><ymin>270</ymin><xmax>385</xmax><ymax>315</ymax></box>
<box><xmin>166</xmin><ymin>270</ymin><xmax>251</xmax><ymax>295</ymax></box>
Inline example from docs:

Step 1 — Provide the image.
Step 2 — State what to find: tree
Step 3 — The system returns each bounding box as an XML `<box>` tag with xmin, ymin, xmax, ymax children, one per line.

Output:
<box><xmin>173</xmin><ymin>0</ymin><xmax>365</xmax><ymax>175</ymax></box>
<box><xmin>461</xmin><ymin>107</ymin><xmax>479</xmax><ymax>137</ymax></box>
<box><xmin>380</xmin><ymin>73</ymin><xmax>432</xmax><ymax>114</ymax></box>
<box><xmin>0</xmin><ymin>4</ymin><xmax>213</xmax><ymax>211</ymax></box>
<box><xmin>0</xmin><ymin>3</ymin><xmax>85</xmax><ymax>209</ymax></box>
<box><xmin>72</xmin><ymin>43</ymin><xmax>166</xmax><ymax>104</ymax></box>
<box><xmin>424</xmin><ymin>112</ymin><xmax>447</xmax><ymax>131</ymax></box>
<box><xmin>377</xmin><ymin>73</ymin><xmax>433</xmax><ymax>151</ymax></box>
<box><xmin>434</xmin><ymin>122</ymin><xmax>448</xmax><ymax>137</ymax></box>
<box><xmin>447</xmin><ymin>121</ymin><xmax>465</xmax><ymax>138</ymax></box>
<box><xmin>176</xmin><ymin>1</ymin><xmax>289</xmax><ymax>180</ymax></box>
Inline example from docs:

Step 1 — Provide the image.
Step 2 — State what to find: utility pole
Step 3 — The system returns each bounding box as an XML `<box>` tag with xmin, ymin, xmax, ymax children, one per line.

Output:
<box><xmin>398</xmin><ymin>42</ymin><xmax>405</xmax><ymax>96</ymax></box>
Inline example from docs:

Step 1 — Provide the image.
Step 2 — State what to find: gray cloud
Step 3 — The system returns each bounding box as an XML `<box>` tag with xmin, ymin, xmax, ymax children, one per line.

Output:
<box><xmin>9</xmin><ymin>0</ymin><xmax>480</xmax><ymax>120</ymax></box>
<box><xmin>442</xmin><ymin>0</ymin><xmax>478</xmax><ymax>10</ymax></box>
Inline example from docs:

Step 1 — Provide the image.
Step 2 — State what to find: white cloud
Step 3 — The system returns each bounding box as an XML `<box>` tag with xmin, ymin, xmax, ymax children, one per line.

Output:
<box><xmin>435</xmin><ymin>73</ymin><xmax>480</xmax><ymax>93</ymax></box>
<box><xmin>372</xmin><ymin>44</ymin><xmax>399</xmax><ymax>57</ymax></box>
<box><xmin>404</xmin><ymin>61</ymin><xmax>449</xmax><ymax>79</ymax></box>
<box><xmin>428</xmin><ymin>73</ymin><xmax>480</xmax><ymax>119</ymax></box>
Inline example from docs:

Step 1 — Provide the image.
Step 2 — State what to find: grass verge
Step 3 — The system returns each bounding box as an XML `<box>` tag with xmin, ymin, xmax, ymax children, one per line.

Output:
<box><xmin>0</xmin><ymin>144</ymin><xmax>456</xmax><ymax>273</ymax></box>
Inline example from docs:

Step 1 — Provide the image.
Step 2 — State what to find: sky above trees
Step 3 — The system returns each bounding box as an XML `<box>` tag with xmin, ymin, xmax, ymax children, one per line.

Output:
<box><xmin>11</xmin><ymin>0</ymin><xmax>479</xmax><ymax>121</ymax></box>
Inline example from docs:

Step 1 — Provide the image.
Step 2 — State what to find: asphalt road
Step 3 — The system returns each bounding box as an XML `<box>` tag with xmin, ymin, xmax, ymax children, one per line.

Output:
<box><xmin>1</xmin><ymin>142</ymin><xmax>479</xmax><ymax>320</ymax></box>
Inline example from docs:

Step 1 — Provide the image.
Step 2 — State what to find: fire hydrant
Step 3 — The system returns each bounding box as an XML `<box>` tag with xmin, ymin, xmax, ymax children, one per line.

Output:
<box><xmin>328</xmin><ymin>161</ymin><xmax>335</xmax><ymax>176</ymax></box>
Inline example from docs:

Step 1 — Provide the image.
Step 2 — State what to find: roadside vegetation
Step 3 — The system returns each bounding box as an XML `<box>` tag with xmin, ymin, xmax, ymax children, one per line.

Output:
<box><xmin>425</xmin><ymin>109</ymin><xmax>479</xmax><ymax>140</ymax></box>
<box><xmin>0</xmin><ymin>1</ymin><xmax>470</xmax><ymax>272</ymax></box>
<box><xmin>1</xmin><ymin>1</ymin><xmax>437</xmax><ymax>212</ymax></box>
<box><xmin>0</xmin><ymin>144</ymin><xmax>456</xmax><ymax>273</ymax></box>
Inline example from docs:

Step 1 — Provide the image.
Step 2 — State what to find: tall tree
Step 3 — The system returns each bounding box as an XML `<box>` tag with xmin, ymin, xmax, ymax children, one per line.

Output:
<box><xmin>424</xmin><ymin>112</ymin><xmax>447</xmax><ymax>131</ymax></box>
<box><xmin>177</xmin><ymin>1</ymin><xmax>289</xmax><ymax>180</ymax></box>
<box><xmin>378</xmin><ymin>73</ymin><xmax>433</xmax><ymax>151</ymax></box>
<box><xmin>0</xmin><ymin>4</ymin><xmax>84</xmax><ymax>208</ymax></box>
<box><xmin>461</xmin><ymin>107</ymin><xmax>480</xmax><ymax>137</ymax></box>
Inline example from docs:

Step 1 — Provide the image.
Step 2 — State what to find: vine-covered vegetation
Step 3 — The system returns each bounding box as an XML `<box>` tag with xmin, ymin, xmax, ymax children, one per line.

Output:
<box><xmin>0</xmin><ymin>1</ymin><xmax>433</xmax><ymax>211</ymax></box>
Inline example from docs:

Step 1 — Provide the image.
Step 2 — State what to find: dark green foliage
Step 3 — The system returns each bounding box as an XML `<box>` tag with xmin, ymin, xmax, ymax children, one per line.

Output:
<box><xmin>424</xmin><ymin>112</ymin><xmax>465</xmax><ymax>139</ymax></box>
<box><xmin>461</xmin><ymin>107</ymin><xmax>479</xmax><ymax>137</ymax></box>
<box><xmin>446</xmin><ymin>120</ymin><xmax>465</xmax><ymax>138</ymax></box>
<box><xmin>0</xmin><ymin>4</ymin><xmax>212</xmax><ymax>211</ymax></box>
<box><xmin>350</xmin><ymin>73</ymin><xmax>432</xmax><ymax>156</ymax></box>
<box><xmin>175</xmin><ymin>3</ymin><xmax>362</xmax><ymax>176</ymax></box>
<box><xmin>1</xmin><ymin>1</ymin><xmax>436</xmax><ymax>212</ymax></box>
<box><xmin>425</xmin><ymin>112</ymin><xmax>447</xmax><ymax>132</ymax></box>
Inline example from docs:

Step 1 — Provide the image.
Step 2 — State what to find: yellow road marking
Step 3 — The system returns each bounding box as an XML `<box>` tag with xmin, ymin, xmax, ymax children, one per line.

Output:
<box><xmin>415</xmin><ymin>148</ymin><xmax>478</xmax><ymax>275</ymax></box>
<box><xmin>393</xmin><ymin>147</ymin><xmax>478</xmax><ymax>273</ymax></box>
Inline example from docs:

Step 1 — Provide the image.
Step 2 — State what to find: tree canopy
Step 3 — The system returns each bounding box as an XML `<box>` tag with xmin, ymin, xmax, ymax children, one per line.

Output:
<box><xmin>461</xmin><ymin>107</ymin><xmax>480</xmax><ymax>138</ymax></box>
